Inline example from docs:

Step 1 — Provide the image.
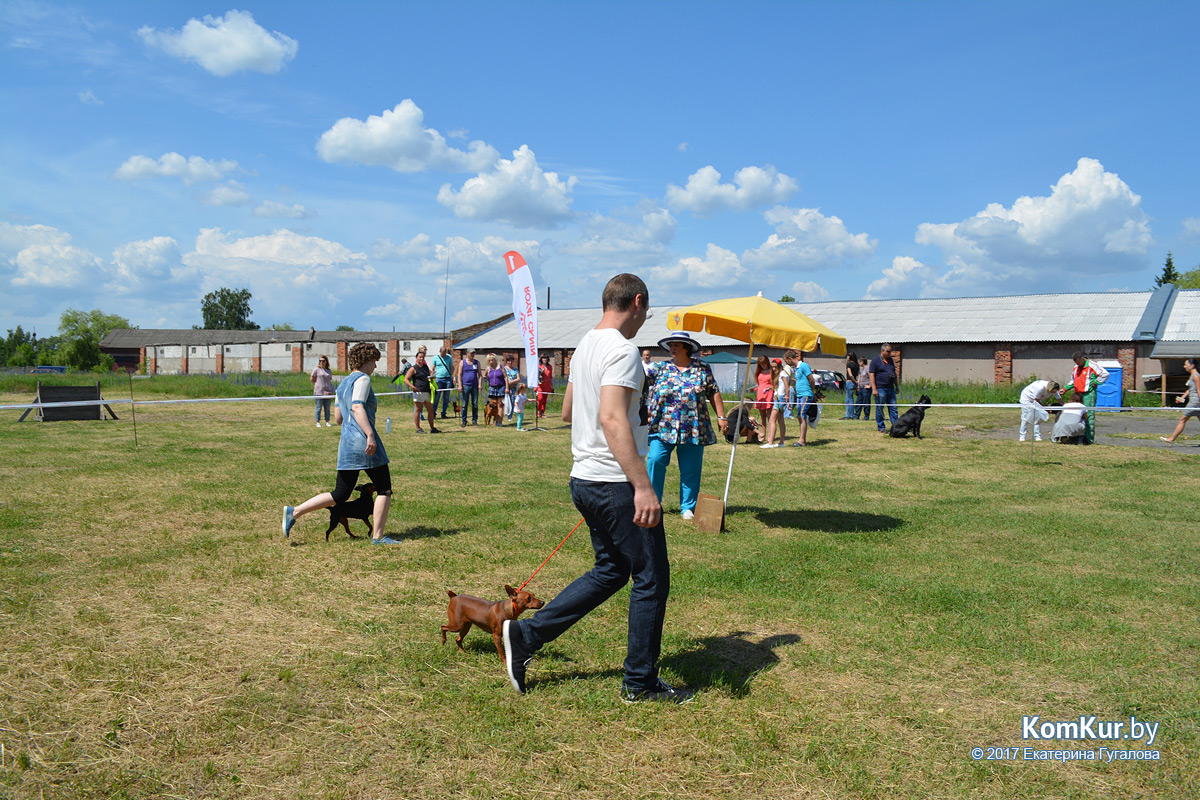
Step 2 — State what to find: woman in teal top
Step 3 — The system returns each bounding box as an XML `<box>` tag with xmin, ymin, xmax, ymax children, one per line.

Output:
<box><xmin>645</xmin><ymin>332</ymin><xmax>727</xmax><ymax>520</ymax></box>
<box><xmin>282</xmin><ymin>342</ymin><xmax>399</xmax><ymax>544</ymax></box>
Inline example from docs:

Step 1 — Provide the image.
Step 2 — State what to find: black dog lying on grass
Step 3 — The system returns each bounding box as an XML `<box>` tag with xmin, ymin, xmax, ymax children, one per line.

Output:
<box><xmin>325</xmin><ymin>482</ymin><xmax>376</xmax><ymax>540</ymax></box>
<box><xmin>889</xmin><ymin>395</ymin><xmax>932</xmax><ymax>439</ymax></box>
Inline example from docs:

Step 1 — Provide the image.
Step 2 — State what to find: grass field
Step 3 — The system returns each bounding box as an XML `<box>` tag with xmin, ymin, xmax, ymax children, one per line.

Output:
<box><xmin>1</xmin><ymin>389</ymin><xmax>1197</xmax><ymax>799</ymax></box>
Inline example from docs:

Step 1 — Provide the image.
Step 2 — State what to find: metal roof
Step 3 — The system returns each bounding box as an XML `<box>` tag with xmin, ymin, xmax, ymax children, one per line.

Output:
<box><xmin>101</xmin><ymin>328</ymin><xmax>443</xmax><ymax>348</ymax></box>
<box><xmin>1159</xmin><ymin>289</ymin><xmax>1199</xmax><ymax>342</ymax></box>
<box><xmin>459</xmin><ymin>290</ymin><xmax>1160</xmax><ymax>351</ymax></box>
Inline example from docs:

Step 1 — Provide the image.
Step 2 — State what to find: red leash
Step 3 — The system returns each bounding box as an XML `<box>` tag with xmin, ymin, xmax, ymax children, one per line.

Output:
<box><xmin>518</xmin><ymin>518</ymin><xmax>585</xmax><ymax>592</ymax></box>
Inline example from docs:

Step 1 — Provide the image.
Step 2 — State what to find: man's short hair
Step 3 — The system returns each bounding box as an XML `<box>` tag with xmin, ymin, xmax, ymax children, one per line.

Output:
<box><xmin>1072</xmin><ymin>350</ymin><xmax>1085</xmax><ymax>361</ymax></box>
<box><xmin>348</xmin><ymin>342</ymin><xmax>381</xmax><ymax>372</ymax></box>
<box><xmin>601</xmin><ymin>273</ymin><xmax>648</xmax><ymax>312</ymax></box>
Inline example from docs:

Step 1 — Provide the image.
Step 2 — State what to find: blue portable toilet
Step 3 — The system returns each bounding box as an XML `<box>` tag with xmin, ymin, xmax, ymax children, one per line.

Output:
<box><xmin>1094</xmin><ymin>360</ymin><xmax>1122</xmax><ymax>411</ymax></box>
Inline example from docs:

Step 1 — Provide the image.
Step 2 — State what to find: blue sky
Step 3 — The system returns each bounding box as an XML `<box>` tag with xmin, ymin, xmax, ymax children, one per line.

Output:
<box><xmin>2</xmin><ymin>1</ymin><xmax>1198</xmax><ymax>335</ymax></box>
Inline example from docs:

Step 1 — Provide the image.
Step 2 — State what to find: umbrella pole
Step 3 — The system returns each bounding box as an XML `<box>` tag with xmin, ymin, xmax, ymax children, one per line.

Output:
<box><xmin>723</xmin><ymin>341</ymin><xmax>756</xmax><ymax>507</ymax></box>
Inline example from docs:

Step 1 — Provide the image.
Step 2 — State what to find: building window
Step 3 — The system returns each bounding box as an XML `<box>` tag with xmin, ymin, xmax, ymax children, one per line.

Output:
<box><xmin>226</xmin><ymin>347</ymin><xmax>231</xmax><ymax>353</ymax></box>
<box><xmin>306</xmin><ymin>343</ymin><xmax>313</xmax><ymax>350</ymax></box>
<box><xmin>403</xmin><ymin>341</ymin><xmax>410</xmax><ymax>351</ymax></box>
<box><xmin>378</xmin><ymin>342</ymin><xmax>387</xmax><ymax>353</ymax></box>
<box><xmin>285</xmin><ymin>344</ymin><xmax>291</xmax><ymax>351</ymax></box>
<box><xmin>191</xmin><ymin>347</ymin><xmax>197</xmax><ymax>354</ymax></box>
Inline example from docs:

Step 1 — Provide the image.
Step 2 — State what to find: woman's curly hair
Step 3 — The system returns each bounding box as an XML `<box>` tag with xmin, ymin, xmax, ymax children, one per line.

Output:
<box><xmin>347</xmin><ymin>342</ymin><xmax>381</xmax><ymax>372</ymax></box>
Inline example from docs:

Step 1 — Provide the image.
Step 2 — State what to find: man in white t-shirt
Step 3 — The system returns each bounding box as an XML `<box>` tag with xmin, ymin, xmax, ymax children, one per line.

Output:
<box><xmin>1019</xmin><ymin>379</ymin><xmax>1061</xmax><ymax>442</ymax></box>
<box><xmin>503</xmin><ymin>274</ymin><xmax>692</xmax><ymax>705</ymax></box>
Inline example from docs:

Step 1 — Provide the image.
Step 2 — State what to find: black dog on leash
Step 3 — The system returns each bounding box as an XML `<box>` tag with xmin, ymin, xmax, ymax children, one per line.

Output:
<box><xmin>325</xmin><ymin>483</ymin><xmax>376</xmax><ymax>540</ymax></box>
<box><xmin>889</xmin><ymin>395</ymin><xmax>932</xmax><ymax>439</ymax></box>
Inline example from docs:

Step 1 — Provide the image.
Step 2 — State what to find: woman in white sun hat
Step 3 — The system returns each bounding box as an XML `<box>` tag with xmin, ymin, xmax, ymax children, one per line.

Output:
<box><xmin>644</xmin><ymin>331</ymin><xmax>727</xmax><ymax>520</ymax></box>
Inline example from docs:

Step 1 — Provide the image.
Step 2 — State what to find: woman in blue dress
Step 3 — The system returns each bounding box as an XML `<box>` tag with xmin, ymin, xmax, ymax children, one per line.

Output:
<box><xmin>282</xmin><ymin>342</ymin><xmax>399</xmax><ymax>544</ymax></box>
<box><xmin>645</xmin><ymin>332</ymin><xmax>728</xmax><ymax>520</ymax></box>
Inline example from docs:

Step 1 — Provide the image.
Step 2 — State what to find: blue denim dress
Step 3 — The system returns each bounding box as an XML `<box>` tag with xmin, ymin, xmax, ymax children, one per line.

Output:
<box><xmin>336</xmin><ymin>372</ymin><xmax>388</xmax><ymax>470</ymax></box>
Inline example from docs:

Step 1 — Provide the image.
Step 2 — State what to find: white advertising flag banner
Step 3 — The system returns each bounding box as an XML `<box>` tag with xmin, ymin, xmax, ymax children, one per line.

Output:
<box><xmin>503</xmin><ymin>250</ymin><xmax>539</xmax><ymax>389</ymax></box>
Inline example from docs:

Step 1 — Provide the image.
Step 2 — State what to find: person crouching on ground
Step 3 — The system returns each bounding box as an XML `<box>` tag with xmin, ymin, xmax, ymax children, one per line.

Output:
<box><xmin>1052</xmin><ymin>391</ymin><xmax>1087</xmax><ymax>443</ymax></box>
<box><xmin>1018</xmin><ymin>379</ymin><xmax>1061</xmax><ymax>442</ymax></box>
<box><xmin>645</xmin><ymin>331</ymin><xmax>727</xmax><ymax>520</ymax></box>
<box><xmin>283</xmin><ymin>342</ymin><xmax>399</xmax><ymax>544</ymax></box>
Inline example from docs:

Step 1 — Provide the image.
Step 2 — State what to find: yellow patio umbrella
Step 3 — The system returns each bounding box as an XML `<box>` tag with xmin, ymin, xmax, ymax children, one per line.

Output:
<box><xmin>665</xmin><ymin>293</ymin><xmax>847</xmax><ymax>521</ymax></box>
<box><xmin>666</xmin><ymin>293</ymin><xmax>846</xmax><ymax>354</ymax></box>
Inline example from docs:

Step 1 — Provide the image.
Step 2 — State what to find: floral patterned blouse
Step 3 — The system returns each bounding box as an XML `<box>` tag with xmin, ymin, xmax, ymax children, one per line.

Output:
<box><xmin>647</xmin><ymin>357</ymin><xmax>719</xmax><ymax>446</ymax></box>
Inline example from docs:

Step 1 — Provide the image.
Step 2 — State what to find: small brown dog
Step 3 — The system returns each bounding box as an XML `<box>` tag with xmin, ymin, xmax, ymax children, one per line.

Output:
<box><xmin>441</xmin><ymin>585</ymin><xmax>544</xmax><ymax>665</ymax></box>
<box><xmin>483</xmin><ymin>397</ymin><xmax>503</xmax><ymax>426</ymax></box>
<box><xmin>324</xmin><ymin>482</ymin><xmax>375</xmax><ymax>541</ymax></box>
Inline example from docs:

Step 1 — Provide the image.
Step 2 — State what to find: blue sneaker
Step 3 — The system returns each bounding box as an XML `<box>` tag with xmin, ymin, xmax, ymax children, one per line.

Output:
<box><xmin>282</xmin><ymin>506</ymin><xmax>295</xmax><ymax>538</ymax></box>
<box><xmin>370</xmin><ymin>535</ymin><xmax>402</xmax><ymax>545</ymax></box>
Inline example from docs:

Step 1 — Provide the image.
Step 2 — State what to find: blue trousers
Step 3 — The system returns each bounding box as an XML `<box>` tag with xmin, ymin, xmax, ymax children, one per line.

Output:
<box><xmin>435</xmin><ymin>377</ymin><xmax>453</xmax><ymax>417</ymax></box>
<box><xmin>517</xmin><ymin>478</ymin><xmax>670</xmax><ymax>694</ymax></box>
<box><xmin>645</xmin><ymin>435</ymin><xmax>704</xmax><ymax>513</ymax></box>
<box><xmin>460</xmin><ymin>385</ymin><xmax>478</xmax><ymax>424</ymax></box>
<box><xmin>314</xmin><ymin>396</ymin><xmax>332</xmax><ymax>421</ymax></box>
<box><xmin>875</xmin><ymin>386</ymin><xmax>898</xmax><ymax>431</ymax></box>
<box><xmin>842</xmin><ymin>380</ymin><xmax>856</xmax><ymax>418</ymax></box>
<box><xmin>856</xmin><ymin>386</ymin><xmax>872</xmax><ymax>419</ymax></box>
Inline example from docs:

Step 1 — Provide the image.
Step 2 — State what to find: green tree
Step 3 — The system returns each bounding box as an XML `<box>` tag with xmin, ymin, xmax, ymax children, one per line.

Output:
<box><xmin>1</xmin><ymin>325</ymin><xmax>34</xmax><ymax>366</ymax></box>
<box><xmin>7</xmin><ymin>342</ymin><xmax>36</xmax><ymax>367</ymax></box>
<box><xmin>201</xmin><ymin>287</ymin><xmax>259</xmax><ymax>330</ymax></box>
<box><xmin>1154</xmin><ymin>251</ymin><xmax>1180</xmax><ymax>287</ymax></box>
<box><xmin>779</xmin><ymin>294</ymin><xmax>796</xmax><ymax>303</ymax></box>
<box><xmin>335</xmin><ymin>324</ymin><xmax>356</xmax><ymax>331</ymax></box>
<box><xmin>1177</xmin><ymin>266</ymin><xmax>1200</xmax><ymax>290</ymax></box>
<box><xmin>58</xmin><ymin>308</ymin><xmax>133</xmax><ymax>370</ymax></box>
<box><xmin>269</xmin><ymin>322</ymin><xmax>295</xmax><ymax>331</ymax></box>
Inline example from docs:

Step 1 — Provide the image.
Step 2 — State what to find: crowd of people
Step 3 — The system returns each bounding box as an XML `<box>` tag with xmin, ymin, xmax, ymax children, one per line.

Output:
<box><xmin>285</xmin><ymin>274</ymin><xmax>1194</xmax><ymax>708</ymax></box>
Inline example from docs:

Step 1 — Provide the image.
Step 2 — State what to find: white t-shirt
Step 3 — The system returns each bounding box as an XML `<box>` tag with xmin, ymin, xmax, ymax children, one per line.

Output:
<box><xmin>1020</xmin><ymin>380</ymin><xmax>1055</xmax><ymax>405</ymax></box>
<box><xmin>1058</xmin><ymin>401</ymin><xmax>1086</xmax><ymax>424</ymax></box>
<box><xmin>569</xmin><ymin>327</ymin><xmax>647</xmax><ymax>482</ymax></box>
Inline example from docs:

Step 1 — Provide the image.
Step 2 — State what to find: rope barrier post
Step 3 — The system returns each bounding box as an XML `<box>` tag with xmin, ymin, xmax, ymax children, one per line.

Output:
<box><xmin>129</xmin><ymin>372</ymin><xmax>139</xmax><ymax>449</ymax></box>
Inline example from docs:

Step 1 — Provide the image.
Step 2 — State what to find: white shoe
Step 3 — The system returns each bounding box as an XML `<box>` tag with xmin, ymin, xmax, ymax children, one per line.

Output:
<box><xmin>1034</xmin><ymin>437</ymin><xmax>1042</xmax><ymax>442</ymax></box>
<box><xmin>316</xmin><ymin>421</ymin><xmax>321</xmax><ymax>428</ymax></box>
<box><xmin>1018</xmin><ymin>436</ymin><xmax>1025</xmax><ymax>442</ymax></box>
<box><xmin>681</xmin><ymin>510</ymin><xmax>694</xmax><ymax>520</ymax></box>
<box><xmin>325</xmin><ymin>421</ymin><xmax>331</xmax><ymax>427</ymax></box>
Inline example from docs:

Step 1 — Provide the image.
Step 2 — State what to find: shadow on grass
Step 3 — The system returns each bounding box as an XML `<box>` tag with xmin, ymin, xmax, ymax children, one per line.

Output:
<box><xmin>402</xmin><ymin>525</ymin><xmax>463</xmax><ymax>541</ymax></box>
<box><xmin>662</xmin><ymin>630</ymin><xmax>802</xmax><ymax>698</ymax></box>
<box><xmin>757</xmin><ymin>508</ymin><xmax>904</xmax><ymax>533</ymax></box>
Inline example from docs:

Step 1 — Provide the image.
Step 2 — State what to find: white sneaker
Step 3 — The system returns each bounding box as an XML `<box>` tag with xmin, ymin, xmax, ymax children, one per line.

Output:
<box><xmin>325</xmin><ymin>421</ymin><xmax>331</xmax><ymax>427</ymax></box>
<box><xmin>681</xmin><ymin>510</ymin><xmax>694</xmax><ymax>520</ymax></box>
<box><xmin>316</xmin><ymin>421</ymin><xmax>321</xmax><ymax>428</ymax></box>
<box><xmin>1018</xmin><ymin>436</ymin><xmax>1025</xmax><ymax>442</ymax></box>
<box><xmin>1034</xmin><ymin>437</ymin><xmax>1042</xmax><ymax>442</ymax></box>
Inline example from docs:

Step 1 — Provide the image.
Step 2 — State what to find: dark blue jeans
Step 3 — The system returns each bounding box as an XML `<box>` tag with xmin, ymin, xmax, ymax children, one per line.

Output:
<box><xmin>460</xmin><ymin>385</ymin><xmax>478</xmax><ymax>424</ymax></box>
<box><xmin>435</xmin><ymin>377</ymin><xmax>453</xmax><ymax>417</ymax></box>
<box><xmin>518</xmin><ymin>478</ymin><xmax>670</xmax><ymax>693</ymax></box>
<box><xmin>875</xmin><ymin>386</ymin><xmax>898</xmax><ymax>431</ymax></box>
<box><xmin>855</xmin><ymin>386</ymin><xmax>872</xmax><ymax>419</ymax></box>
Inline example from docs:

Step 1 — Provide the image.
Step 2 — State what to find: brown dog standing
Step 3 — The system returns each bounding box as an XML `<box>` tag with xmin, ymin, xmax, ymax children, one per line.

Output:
<box><xmin>441</xmin><ymin>585</ymin><xmax>544</xmax><ymax>665</ymax></box>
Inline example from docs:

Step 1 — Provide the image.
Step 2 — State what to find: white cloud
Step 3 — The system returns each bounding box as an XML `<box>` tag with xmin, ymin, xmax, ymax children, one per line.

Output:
<box><xmin>191</xmin><ymin>228</ymin><xmax>365</xmax><ymax>266</ymax></box>
<box><xmin>559</xmin><ymin>206</ymin><xmax>676</xmax><ymax>269</ymax></box>
<box><xmin>113</xmin><ymin>152</ymin><xmax>238</xmax><ymax>184</ymax></box>
<box><xmin>741</xmin><ymin>206</ymin><xmax>877</xmax><ymax>271</ymax></box>
<box><xmin>111</xmin><ymin>236</ymin><xmax>179</xmax><ymax>283</ymax></box>
<box><xmin>317</xmin><ymin>99</ymin><xmax>499</xmax><ymax>173</ymax></box>
<box><xmin>790</xmin><ymin>280</ymin><xmax>830</xmax><ymax>302</ymax></box>
<box><xmin>437</xmin><ymin>145</ymin><xmax>577</xmax><ymax>228</ymax></box>
<box><xmin>200</xmin><ymin>180</ymin><xmax>251</xmax><ymax>206</ymax></box>
<box><xmin>677</xmin><ymin>142</ymin><xmax>689</xmax><ymax>153</ymax></box>
<box><xmin>78</xmin><ymin>89</ymin><xmax>102</xmax><ymax>105</ymax></box>
<box><xmin>1</xmin><ymin>222</ymin><xmax>102</xmax><ymax>288</ymax></box>
<box><xmin>138</xmin><ymin>10</ymin><xmax>297</xmax><ymax>77</ymax></box>
<box><xmin>666</xmin><ymin>165</ymin><xmax>798</xmax><ymax>217</ymax></box>
<box><xmin>371</xmin><ymin>234</ymin><xmax>436</xmax><ymax>262</ymax></box>
<box><xmin>1182</xmin><ymin>217</ymin><xmax>1200</xmax><ymax>240</ymax></box>
<box><xmin>913</xmin><ymin>157</ymin><xmax>1153</xmax><ymax>295</ymax></box>
<box><xmin>253</xmin><ymin>200</ymin><xmax>313</xmax><ymax>219</ymax></box>
<box><xmin>865</xmin><ymin>256</ymin><xmax>936</xmax><ymax>300</ymax></box>
<box><xmin>652</xmin><ymin>243</ymin><xmax>744</xmax><ymax>289</ymax></box>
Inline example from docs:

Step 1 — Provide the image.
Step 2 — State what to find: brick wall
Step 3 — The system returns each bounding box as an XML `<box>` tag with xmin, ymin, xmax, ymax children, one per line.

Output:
<box><xmin>215</xmin><ymin>351</ymin><xmax>224</xmax><ymax>374</ymax></box>
<box><xmin>1117</xmin><ymin>345</ymin><xmax>1135</xmax><ymax>390</ymax></box>
<box><xmin>387</xmin><ymin>339</ymin><xmax>399</xmax><ymax>376</ymax></box>
<box><xmin>181</xmin><ymin>346</ymin><xmax>189</xmax><ymax>375</ymax></box>
<box><xmin>291</xmin><ymin>346</ymin><xmax>303</xmax><ymax>373</ymax></box>
<box><xmin>994</xmin><ymin>343</ymin><xmax>1012</xmax><ymax>385</ymax></box>
<box><xmin>336</xmin><ymin>341</ymin><xmax>347</xmax><ymax>372</ymax></box>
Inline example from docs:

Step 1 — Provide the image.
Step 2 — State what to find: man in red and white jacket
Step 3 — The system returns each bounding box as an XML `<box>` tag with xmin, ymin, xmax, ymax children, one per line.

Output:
<box><xmin>1069</xmin><ymin>352</ymin><xmax>1109</xmax><ymax>444</ymax></box>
